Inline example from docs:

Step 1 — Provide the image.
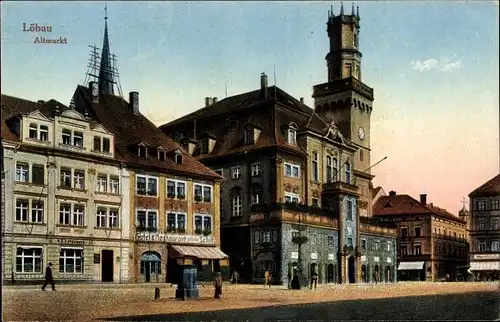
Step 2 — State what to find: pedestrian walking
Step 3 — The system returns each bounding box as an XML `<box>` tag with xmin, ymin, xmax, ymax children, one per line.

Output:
<box><xmin>375</xmin><ymin>270</ymin><xmax>380</xmax><ymax>284</ymax></box>
<box><xmin>264</xmin><ymin>270</ymin><xmax>270</xmax><ymax>287</ymax></box>
<box><xmin>42</xmin><ymin>262</ymin><xmax>56</xmax><ymax>291</ymax></box>
<box><xmin>268</xmin><ymin>273</ymin><xmax>272</xmax><ymax>288</ymax></box>
<box><xmin>231</xmin><ymin>270</ymin><xmax>239</xmax><ymax>284</ymax></box>
<box><xmin>213</xmin><ymin>272</ymin><xmax>223</xmax><ymax>299</ymax></box>
<box><xmin>310</xmin><ymin>266</ymin><xmax>318</xmax><ymax>289</ymax></box>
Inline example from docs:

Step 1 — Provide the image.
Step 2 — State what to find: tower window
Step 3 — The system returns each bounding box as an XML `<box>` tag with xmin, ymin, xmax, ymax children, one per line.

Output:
<box><xmin>360</xmin><ymin>149</ymin><xmax>364</xmax><ymax>162</ymax></box>
<box><xmin>354</xmin><ymin>33</ymin><xmax>358</xmax><ymax>48</ymax></box>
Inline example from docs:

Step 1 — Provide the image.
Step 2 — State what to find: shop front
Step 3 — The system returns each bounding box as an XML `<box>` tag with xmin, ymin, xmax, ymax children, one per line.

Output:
<box><xmin>397</xmin><ymin>261</ymin><xmax>425</xmax><ymax>281</ymax></box>
<box><xmin>469</xmin><ymin>261</ymin><xmax>500</xmax><ymax>281</ymax></box>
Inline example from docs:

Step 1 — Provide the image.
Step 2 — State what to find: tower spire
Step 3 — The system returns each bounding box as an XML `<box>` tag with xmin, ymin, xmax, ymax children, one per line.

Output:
<box><xmin>340</xmin><ymin>2</ymin><xmax>344</xmax><ymax>15</ymax></box>
<box><xmin>98</xmin><ymin>2</ymin><xmax>114</xmax><ymax>95</ymax></box>
<box><xmin>351</xmin><ymin>2</ymin><xmax>355</xmax><ymax>16</ymax></box>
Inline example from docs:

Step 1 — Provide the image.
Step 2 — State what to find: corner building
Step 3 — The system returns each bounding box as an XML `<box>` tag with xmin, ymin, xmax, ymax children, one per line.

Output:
<box><xmin>161</xmin><ymin>4</ymin><xmax>397</xmax><ymax>286</ymax></box>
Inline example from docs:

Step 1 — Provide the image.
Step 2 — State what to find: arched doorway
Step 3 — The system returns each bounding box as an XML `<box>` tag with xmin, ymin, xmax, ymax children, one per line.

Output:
<box><xmin>386</xmin><ymin>266</ymin><xmax>392</xmax><ymax>283</ymax></box>
<box><xmin>140</xmin><ymin>251</ymin><xmax>161</xmax><ymax>283</ymax></box>
<box><xmin>348</xmin><ymin>256</ymin><xmax>356</xmax><ymax>283</ymax></box>
<box><xmin>361</xmin><ymin>265</ymin><xmax>367</xmax><ymax>283</ymax></box>
<box><xmin>374</xmin><ymin>264</ymin><xmax>380</xmax><ymax>283</ymax></box>
<box><xmin>327</xmin><ymin>264</ymin><xmax>334</xmax><ymax>283</ymax></box>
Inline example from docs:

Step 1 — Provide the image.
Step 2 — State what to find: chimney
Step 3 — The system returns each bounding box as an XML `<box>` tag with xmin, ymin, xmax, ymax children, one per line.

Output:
<box><xmin>300</xmin><ymin>97</ymin><xmax>304</xmax><ymax>104</ymax></box>
<box><xmin>260</xmin><ymin>73</ymin><xmax>268</xmax><ymax>98</ymax></box>
<box><xmin>213</xmin><ymin>97</ymin><xmax>218</xmax><ymax>104</ymax></box>
<box><xmin>89</xmin><ymin>81</ymin><xmax>99</xmax><ymax>103</ymax></box>
<box><xmin>205</xmin><ymin>97</ymin><xmax>210</xmax><ymax>107</ymax></box>
<box><xmin>37</xmin><ymin>100</ymin><xmax>45</xmax><ymax>104</ymax></box>
<box><xmin>389</xmin><ymin>191</ymin><xmax>396</xmax><ymax>197</ymax></box>
<box><xmin>129</xmin><ymin>91</ymin><xmax>139</xmax><ymax>115</ymax></box>
<box><xmin>420</xmin><ymin>194</ymin><xmax>427</xmax><ymax>205</ymax></box>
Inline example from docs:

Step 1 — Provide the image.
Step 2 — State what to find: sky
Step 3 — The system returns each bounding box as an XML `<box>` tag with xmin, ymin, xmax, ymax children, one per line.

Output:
<box><xmin>1</xmin><ymin>1</ymin><xmax>499</xmax><ymax>215</ymax></box>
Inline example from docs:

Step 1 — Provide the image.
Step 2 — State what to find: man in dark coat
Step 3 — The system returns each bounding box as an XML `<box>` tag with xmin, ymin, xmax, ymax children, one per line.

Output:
<box><xmin>42</xmin><ymin>262</ymin><xmax>56</xmax><ymax>291</ymax></box>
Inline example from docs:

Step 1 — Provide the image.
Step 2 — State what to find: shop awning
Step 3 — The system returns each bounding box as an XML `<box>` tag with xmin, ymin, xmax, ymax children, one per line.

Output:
<box><xmin>398</xmin><ymin>261</ymin><xmax>424</xmax><ymax>271</ymax></box>
<box><xmin>171</xmin><ymin>245</ymin><xmax>228</xmax><ymax>260</ymax></box>
<box><xmin>469</xmin><ymin>261</ymin><xmax>500</xmax><ymax>271</ymax></box>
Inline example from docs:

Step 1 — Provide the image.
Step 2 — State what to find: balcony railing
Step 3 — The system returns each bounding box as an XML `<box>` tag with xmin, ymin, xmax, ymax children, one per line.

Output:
<box><xmin>432</xmin><ymin>233</ymin><xmax>468</xmax><ymax>243</ymax></box>
<box><xmin>250</xmin><ymin>202</ymin><xmax>339</xmax><ymax>219</ymax></box>
<box><xmin>359</xmin><ymin>216</ymin><xmax>397</xmax><ymax>229</ymax></box>
<box><xmin>322</xmin><ymin>181</ymin><xmax>360</xmax><ymax>195</ymax></box>
<box><xmin>312</xmin><ymin>76</ymin><xmax>374</xmax><ymax>100</ymax></box>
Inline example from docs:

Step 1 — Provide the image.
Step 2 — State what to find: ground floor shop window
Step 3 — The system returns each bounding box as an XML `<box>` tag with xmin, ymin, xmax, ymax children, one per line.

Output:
<box><xmin>140</xmin><ymin>252</ymin><xmax>161</xmax><ymax>282</ymax></box>
<box><xmin>16</xmin><ymin>247</ymin><xmax>42</xmax><ymax>273</ymax></box>
<box><xmin>59</xmin><ymin>248</ymin><xmax>83</xmax><ymax>273</ymax></box>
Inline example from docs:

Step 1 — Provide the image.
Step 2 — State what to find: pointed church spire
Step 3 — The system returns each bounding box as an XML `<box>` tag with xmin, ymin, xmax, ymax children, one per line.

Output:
<box><xmin>340</xmin><ymin>2</ymin><xmax>344</xmax><ymax>15</ymax></box>
<box><xmin>98</xmin><ymin>3</ymin><xmax>114</xmax><ymax>96</ymax></box>
<box><xmin>351</xmin><ymin>2</ymin><xmax>355</xmax><ymax>16</ymax></box>
<box><xmin>357</xmin><ymin>6</ymin><xmax>360</xmax><ymax>18</ymax></box>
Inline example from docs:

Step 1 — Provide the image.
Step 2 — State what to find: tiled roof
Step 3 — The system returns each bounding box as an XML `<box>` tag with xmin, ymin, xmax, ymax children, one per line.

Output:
<box><xmin>1</xmin><ymin>94</ymin><xmax>42</xmax><ymax>142</ymax></box>
<box><xmin>160</xmin><ymin>85</ymin><xmax>350</xmax><ymax>159</ymax></box>
<box><xmin>469</xmin><ymin>174</ymin><xmax>500</xmax><ymax>197</ymax></box>
<box><xmin>373</xmin><ymin>194</ymin><xmax>466</xmax><ymax>224</ymax></box>
<box><xmin>72</xmin><ymin>86</ymin><xmax>221</xmax><ymax>180</ymax></box>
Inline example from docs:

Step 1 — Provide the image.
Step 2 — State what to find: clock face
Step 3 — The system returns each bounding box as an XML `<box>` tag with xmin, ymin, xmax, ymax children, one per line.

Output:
<box><xmin>358</xmin><ymin>127</ymin><xmax>365</xmax><ymax>141</ymax></box>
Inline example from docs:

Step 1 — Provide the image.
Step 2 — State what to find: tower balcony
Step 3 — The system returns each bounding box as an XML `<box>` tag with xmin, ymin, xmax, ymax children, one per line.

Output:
<box><xmin>312</xmin><ymin>76</ymin><xmax>374</xmax><ymax>101</ymax></box>
<box><xmin>322</xmin><ymin>180</ymin><xmax>360</xmax><ymax>197</ymax></box>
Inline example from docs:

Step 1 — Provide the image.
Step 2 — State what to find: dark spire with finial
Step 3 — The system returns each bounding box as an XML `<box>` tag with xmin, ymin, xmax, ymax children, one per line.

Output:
<box><xmin>357</xmin><ymin>5</ymin><xmax>360</xmax><ymax>18</ymax></box>
<box><xmin>98</xmin><ymin>3</ymin><xmax>114</xmax><ymax>95</ymax></box>
<box><xmin>351</xmin><ymin>2</ymin><xmax>355</xmax><ymax>15</ymax></box>
<box><xmin>340</xmin><ymin>1</ymin><xmax>344</xmax><ymax>15</ymax></box>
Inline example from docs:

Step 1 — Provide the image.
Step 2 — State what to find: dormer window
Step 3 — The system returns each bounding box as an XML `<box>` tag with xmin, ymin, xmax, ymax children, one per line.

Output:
<box><xmin>287</xmin><ymin>124</ymin><xmax>297</xmax><ymax>145</ymax></box>
<box><xmin>28</xmin><ymin>123</ymin><xmax>49</xmax><ymax>141</ymax></box>
<box><xmin>73</xmin><ymin>132</ymin><xmax>83</xmax><ymax>147</ymax></box>
<box><xmin>174</xmin><ymin>151</ymin><xmax>183</xmax><ymax>164</ymax></box>
<box><xmin>138</xmin><ymin>145</ymin><xmax>147</xmax><ymax>158</ymax></box>
<box><xmin>201</xmin><ymin>140</ymin><xmax>209</xmax><ymax>154</ymax></box>
<box><xmin>158</xmin><ymin>149</ymin><xmax>166</xmax><ymax>161</ymax></box>
<box><xmin>93</xmin><ymin>136</ymin><xmax>111</xmax><ymax>153</ymax></box>
<box><xmin>29</xmin><ymin>123</ymin><xmax>38</xmax><ymax>139</ymax></box>
<box><xmin>61</xmin><ymin>129</ymin><xmax>83</xmax><ymax>147</ymax></box>
<box><xmin>227</xmin><ymin>117</ymin><xmax>238</xmax><ymax>132</ymax></box>
<box><xmin>245</xmin><ymin>127</ymin><xmax>254</xmax><ymax>145</ymax></box>
<box><xmin>62</xmin><ymin>129</ymin><xmax>72</xmax><ymax>145</ymax></box>
<box><xmin>39</xmin><ymin>125</ymin><xmax>48</xmax><ymax>141</ymax></box>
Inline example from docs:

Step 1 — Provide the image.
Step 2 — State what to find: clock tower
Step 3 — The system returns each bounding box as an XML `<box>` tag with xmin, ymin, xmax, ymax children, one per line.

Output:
<box><xmin>313</xmin><ymin>3</ymin><xmax>374</xmax><ymax>178</ymax></box>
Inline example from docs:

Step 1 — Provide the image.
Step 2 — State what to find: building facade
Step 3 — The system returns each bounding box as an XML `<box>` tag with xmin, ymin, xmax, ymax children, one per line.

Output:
<box><xmin>373</xmin><ymin>192</ymin><xmax>468</xmax><ymax>281</ymax></box>
<box><xmin>160</xmin><ymin>4</ymin><xmax>397</xmax><ymax>286</ymax></box>
<box><xmin>467</xmin><ymin>174</ymin><xmax>500</xmax><ymax>281</ymax></box>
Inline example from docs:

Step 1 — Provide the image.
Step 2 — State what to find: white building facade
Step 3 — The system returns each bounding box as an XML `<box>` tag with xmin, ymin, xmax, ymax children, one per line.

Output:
<box><xmin>2</xmin><ymin>102</ymin><xmax>131</xmax><ymax>284</ymax></box>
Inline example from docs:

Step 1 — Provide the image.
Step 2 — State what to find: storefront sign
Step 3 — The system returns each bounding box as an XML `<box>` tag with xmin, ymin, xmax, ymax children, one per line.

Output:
<box><xmin>55</xmin><ymin>238</ymin><xmax>90</xmax><ymax>246</ymax></box>
<box><xmin>310</xmin><ymin>252</ymin><xmax>318</xmax><ymax>260</ymax></box>
<box><xmin>135</xmin><ymin>232</ymin><xmax>215</xmax><ymax>245</ymax></box>
<box><xmin>328</xmin><ymin>253</ymin><xmax>335</xmax><ymax>261</ymax></box>
<box><xmin>474</xmin><ymin>254</ymin><xmax>500</xmax><ymax>260</ymax></box>
<box><xmin>291</xmin><ymin>252</ymin><xmax>299</xmax><ymax>259</ymax></box>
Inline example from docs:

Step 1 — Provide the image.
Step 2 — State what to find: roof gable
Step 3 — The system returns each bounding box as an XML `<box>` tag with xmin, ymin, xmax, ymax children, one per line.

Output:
<box><xmin>60</xmin><ymin>108</ymin><xmax>85</xmax><ymax>120</ymax></box>
<box><xmin>25</xmin><ymin>110</ymin><xmax>51</xmax><ymax>121</ymax></box>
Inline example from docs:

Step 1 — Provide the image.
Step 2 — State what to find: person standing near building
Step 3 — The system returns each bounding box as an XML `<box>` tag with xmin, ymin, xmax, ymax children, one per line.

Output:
<box><xmin>264</xmin><ymin>270</ymin><xmax>270</xmax><ymax>287</ymax></box>
<box><xmin>310</xmin><ymin>265</ymin><xmax>318</xmax><ymax>289</ymax></box>
<box><xmin>42</xmin><ymin>262</ymin><xmax>55</xmax><ymax>291</ymax></box>
<box><xmin>213</xmin><ymin>272</ymin><xmax>223</xmax><ymax>299</ymax></box>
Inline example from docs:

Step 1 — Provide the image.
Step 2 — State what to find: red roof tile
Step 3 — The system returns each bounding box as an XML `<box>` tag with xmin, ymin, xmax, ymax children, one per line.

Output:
<box><xmin>469</xmin><ymin>174</ymin><xmax>500</xmax><ymax>197</ymax></box>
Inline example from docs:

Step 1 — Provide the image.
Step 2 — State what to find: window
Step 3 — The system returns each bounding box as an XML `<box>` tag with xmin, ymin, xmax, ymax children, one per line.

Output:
<box><xmin>414</xmin><ymin>227</ymin><xmax>421</xmax><ymax>237</ymax></box>
<box><xmin>62</xmin><ymin>129</ymin><xmax>72</xmax><ymax>145</ymax></box>
<box><xmin>93</xmin><ymin>136</ymin><xmax>101</xmax><ymax>151</ymax></box>
<box><xmin>60</xmin><ymin>168</ymin><xmax>72</xmax><ymax>187</ymax></box>
<box><xmin>29</xmin><ymin>123</ymin><xmax>38</xmax><ymax>139</ymax></box>
<box><xmin>285</xmin><ymin>192</ymin><xmax>300</xmax><ymax>204</ymax></box>
<box><xmin>251</xmin><ymin>163</ymin><xmax>261</xmax><ymax>176</ymax></box>
<box><xmin>96</xmin><ymin>206</ymin><xmax>119</xmax><ymax>228</ymax></box>
<box><xmin>477</xmin><ymin>201</ymin><xmax>486</xmax><ymax>210</ymax></box>
<box><xmin>346</xmin><ymin>200</ymin><xmax>353</xmax><ymax>220</ymax></box>
<box><xmin>166</xmin><ymin>212</ymin><xmax>186</xmax><ymax>232</ymax></box>
<box><xmin>232</xmin><ymin>166</ymin><xmax>241</xmax><ymax>179</ymax></box>
<box><xmin>201</xmin><ymin>140</ymin><xmax>209</xmax><ymax>154</ymax></box>
<box><xmin>360</xmin><ymin>149</ymin><xmax>364</xmax><ymax>161</ymax></box>
<box><xmin>345</xmin><ymin>162</ymin><xmax>351</xmax><ymax>184</ymax></box>
<box><xmin>39</xmin><ymin>125</ymin><xmax>48</xmax><ymax>141</ymax></box>
<box><xmin>312</xmin><ymin>198</ymin><xmax>319</xmax><ymax>207</ymax></box>
<box><xmin>328</xmin><ymin>236</ymin><xmax>335</xmax><ymax>247</ymax></box>
<box><xmin>73</xmin><ymin>132</ymin><xmax>83</xmax><ymax>147</ymax></box>
<box><xmin>361</xmin><ymin>239</ymin><xmax>367</xmax><ymax>249</ymax></box>
<box><xmin>354</xmin><ymin>33</ymin><xmax>359</xmax><ymax>47</ymax></box>
<box><xmin>31</xmin><ymin>201</ymin><xmax>44</xmax><ymax>223</ymax></box>
<box><xmin>158</xmin><ymin>150</ymin><xmax>166</xmax><ymax>161</ymax></box>
<box><xmin>492</xmin><ymin>240</ymin><xmax>499</xmax><ymax>252</ymax></box>
<box><xmin>245</xmin><ymin>128</ymin><xmax>254</xmax><ymax>145</ymax></box>
<box><xmin>401</xmin><ymin>245</ymin><xmax>408</xmax><ymax>256</ymax></box>
<box><xmin>15</xmin><ymin>199</ymin><xmax>29</xmax><ymax>222</ymax></box>
<box><xmin>345</xmin><ymin>63</ymin><xmax>352</xmax><ymax>77</ymax></box>
<box><xmin>401</xmin><ymin>228</ymin><xmax>408</xmax><ymax>238</ymax></box>
<box><xmin>232</xmin><ymin>195</ymin><xmax>242</xmax><ymax>216</ymax></box>
<box><xmin>311</xmin><ymin>152</ymin><xmax>319</xmax><ymax>181</ymax></box>
<box><xmin>194</xmin><ymin>214</ymin><xmax>212</xmax><ymax>233</ymax></box>
<box><xmin>373</xmin><ymin>240</ymin><xmax>380</xmax><ymax>250</ymax></box>
<box><xmin>415</xmin><ymin>245</ymin><xmax>421</xmax><ymax>255</ymax></box>
<box><xmin>136</xmin><ymin>210</ymin><xmax>157</xmax><ymax>231</ymax></box>
<box><xmin>478</xmin><ymin>241</ymin><xmax>487</xmax><ymax>252</ymax></box>
<box><xmin>59</xmin><ymin>249</ymin><xmax>83</xmax><ymax>273</ymax></box>
<box><xmin>254</xmin><ymin>230</ymin><xmax>260</xmax><ymax>244</ymax></box>
<box><xmin>109</xmin><ymin>176</ymin><xmax>119</xmax><ymax>194</ymax></box>
<box><xmin>287</xmin><ymin>127</ymin><xmax>297</xmax><ymax>145</ymax></box>
<box><xmin>261</xmin><ymin>230</ymin><xmax>272</xmax><ymax>244</ymax></box>
<box><xmin>326</xmin><ymin>156</ymin><xmax>333</xmax><ymax>182</ymax></box>
<box><xmin>214</xmin><ymin>169</ymin><xmax>223</xmax><ymax>176</ymax></box>
<box><xmin>194</xmin><ymin>183</ymin><xmax>212</xmax><ymax>202</ymax></box>
<box><xmin>136</xmin><ymin>175</ymin><xmax>158</xmax><ymax>196</ymax></box>
<box><xmin>97</xmin><ymin>175</ymin><xmax>108</xmax><ymax>193</ymax></box>
<box><xmin>387</xmin><ymin>241</ymin><xmax>392</xmax><ymax>251</ymax></box>
<box><xmin>32</xmin><ymin>164</ymin><xmax>45</xmax><ymax>185</ymax></box>
<box><xmin>492</xmin><ymin>200</ymin><xmax>500</xmax><ymax>210</ymax></box>
<box><xmin>102</xmin><ymin>138</ymin><xmax>110</xmax><ymax>153</ymax></box>
<box><xmin>138</xmin><ymin>146</ymin><xmax>147</xmax><ymax>158</ymax></box>
<box><xmin>73</xmin><ymin>170</ymin><xmax>85</xmax><ymax>189</ymax></box>
<box><xmin>174</xmin><ymin>152</ymin><xmax>183</xmax><ymax>164</ymax></box>
<box><xmin>251</xmin><ymin>192</ymin><xmax>260</xmax><ymax>205</ymax></box>
<box><xmin>347</xmin><ymin>237</ymin><xmax>353</xmax><ymax>247</ymax></box>
<box><xmin>166</xmin><ymin>180</ymin><xmax>186</xmax><ymax>199</ymax></box>
<box><xmin>284</xmin><ymin>163</ymin><xmax>300</xmax><ymax>179</ymax></box>
<box><xmin>492</xmin><ymin>219</ymin><xmax>500</xmax><ymax>231</ymax></box>
<box><xmin>15</xmin><ymin>163</ymin><xmax>29</xmax><ymax>182</ymax></box>
<box><xmin>479</xmin><ymin>219</ymin><xmax>485</xmax><ymax>230</ymax></box>
<box><xmin>59</xmin><ymin>203</ymin><xmax>85</xmax><ymax>226</ymax></box>
<box><xmin>16</xmin><ymin>247</ymin><xmax>42</xmax><ymax>273</ymax></box>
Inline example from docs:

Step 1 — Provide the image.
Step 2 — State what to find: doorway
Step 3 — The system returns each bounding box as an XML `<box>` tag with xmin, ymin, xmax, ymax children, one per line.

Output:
<box><xmin>327</xmin><ymin>264</ymin><xmax>334</xmax><ymax>283</ymax></box>
<box><xmin>361</xmin><ymin>264</ymin><xmax>367</xmax><ymax>283</ymax></box>
<box><xmin>348</xmin><ymin>256</ymin><xmax>356</xmax><ymax>283</ymax></box>
<box><xmin>140</xmin><ymin>252</ymin><xmax>161</xmax><ymax>283</ymax></box>
<box><xmin>101</xmin><ymin>250</ymin><xmax>114</xmax><ymax>282</ymax></box>
<box><xmin>386</xmin><ymin>266</ymin><xmax>392</xmax><ymax>282</ymax></box>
